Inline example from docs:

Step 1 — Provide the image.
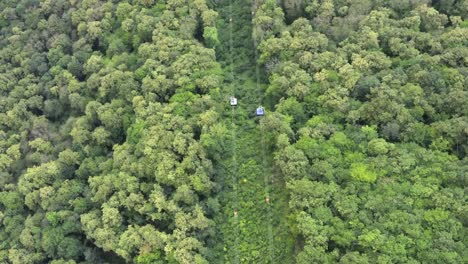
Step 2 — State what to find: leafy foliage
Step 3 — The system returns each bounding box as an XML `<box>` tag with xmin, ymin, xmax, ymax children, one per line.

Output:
<box><xmin>255</xmin><ymin>0</ymin><xmax>467</xmax><ymax>263</ymax></box>
<box><xmin>0</xmin><ymin>0</ymin><xmax>466</xmax><ymax>263</ymax></box>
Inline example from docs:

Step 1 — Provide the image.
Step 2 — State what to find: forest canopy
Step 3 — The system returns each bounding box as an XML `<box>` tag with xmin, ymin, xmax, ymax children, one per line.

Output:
<box><xmin>0</xmin><ymin>0</ymin><xmax>466</xmax><ymax>263</ymax></box>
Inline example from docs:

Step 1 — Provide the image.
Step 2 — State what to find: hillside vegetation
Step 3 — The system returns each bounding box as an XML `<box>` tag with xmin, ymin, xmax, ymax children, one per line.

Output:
<box><xmin>0</xmin><ymin>0</ymin><xmax>466</xmax><ymax>263</ymax></box>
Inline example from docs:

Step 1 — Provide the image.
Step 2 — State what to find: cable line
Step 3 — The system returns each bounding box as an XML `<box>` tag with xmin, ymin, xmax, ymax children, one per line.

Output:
<box><xmin>252</xmin><ymin>2</ymin><xmax>275</xmax><ymax>262</ymax></box>
<box><xmin>228</xmin><ymin>0</ymin><xmax>240</xmax><ymax>263</ymax></box>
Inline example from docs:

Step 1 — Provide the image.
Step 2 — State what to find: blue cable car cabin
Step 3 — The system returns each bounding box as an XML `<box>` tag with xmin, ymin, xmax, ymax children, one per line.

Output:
<box><xmin>256</xmin><ymin>107</ymin><xmax>265</xmax><ymax>116</ymax></box>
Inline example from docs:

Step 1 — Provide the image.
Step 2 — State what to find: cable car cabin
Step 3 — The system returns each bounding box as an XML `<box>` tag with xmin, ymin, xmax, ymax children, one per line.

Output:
<box><xmin>230</xmin><ymin>97</ymin><xmax>237</xmax><ymax>106</ymax></box>
<box><xmin>256</xmin><ymin>107</ymin><xmax>265</xmax><ymax>116</ymax></box>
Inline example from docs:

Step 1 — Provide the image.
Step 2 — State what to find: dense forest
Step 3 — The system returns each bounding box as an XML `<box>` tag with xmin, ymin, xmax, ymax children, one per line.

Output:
<box><xmin>0</xmin><ymin>0</ymin><xmax>466</xmax><ymax>263</ymax></box>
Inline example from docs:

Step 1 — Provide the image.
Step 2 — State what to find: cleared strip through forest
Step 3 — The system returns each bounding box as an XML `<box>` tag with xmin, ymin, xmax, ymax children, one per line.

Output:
<box><xmin>210</xmin><ymin>0</ymin><xmax>294</xmax><ymax>263</ymax></box>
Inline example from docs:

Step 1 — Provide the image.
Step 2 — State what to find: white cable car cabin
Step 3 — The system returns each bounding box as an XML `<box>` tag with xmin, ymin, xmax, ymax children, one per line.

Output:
<box><xmin>230</xmin><ymin>97</ymin><xmax>238</xmax><ymax>106</ymax></box>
